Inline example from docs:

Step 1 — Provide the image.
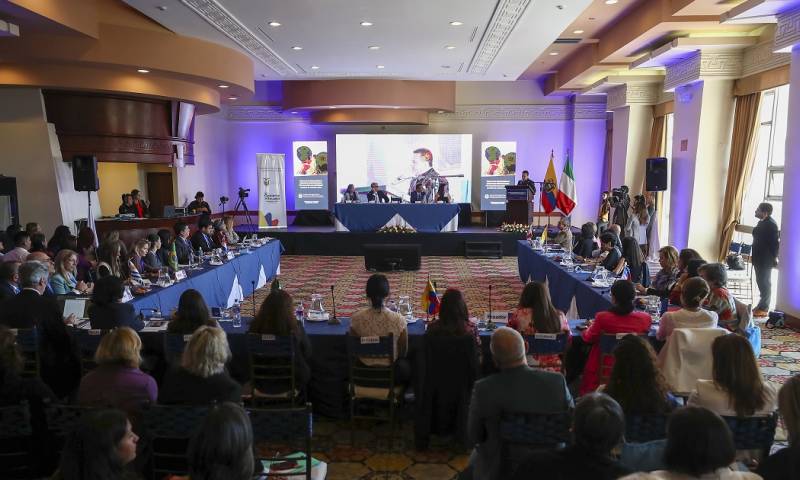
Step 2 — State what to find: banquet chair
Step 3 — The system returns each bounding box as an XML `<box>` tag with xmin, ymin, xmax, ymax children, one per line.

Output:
<box><xmin>246</xmin><ymin>334</ymin><xmax>299</xmax><ymax>407</ymax></box>
<box><xmin>164</xmin><ymin>333</ymin><xmax>192</xmax><ymax>364</ymax></box>
<box><xmin>499</xmin><ymin>411</ymin><xmax>571</xmax><ymax>478</ymax></box>
<box><xmin>143</xmin><ymin>404</ymin><xmax>210</xmax><ymax>480</ymax></box>
<box><xmin>11</xmin><ymin>328</ymin><xmax>39</xmax><ymax>378</ymax></box>
<box><xmin>0</xmin><ymin>403</ymin><xmax>33</xmax><ymax>478</ymax></box>
<box><xmin>73</xmin><ymin>329</ymin><xmax>109</xmax><ymax>374</ymax></box>
<box><xmin>613</xmin><ymin>258</ymin><xmax>627</xmax><ymax>276</ymax></box>
<box><xmin>523</xmin><ymin>332</ymin><xmax>570</xmax><ymax>374</ymax></box>
<box><xmin>625</xmin><ymin>414</ymin><xmax>669</xmax><ymax>443</ymax></box>
<box><xmin>723</xmin><ymin>413</ymin><xmax>778</xmax><ymax>459</ymax></box>
<box><xmin>249</xmin><ymin>403</ymin><xmax>324</xmax><ymax>480</ymax></box>
<box><xmin>44</xmin><ymin>403</ymin><xmax>98</xmax><ymax>460</ymax></box>
<box><xmin>598</xmin><ymin>333</ymin><xmax>648</xmax><ymax>386</ymax></box>
<box><xmin>346</xmin><ymin>334</ymin><xmax>401</xmax><ymax>442</ymax></box>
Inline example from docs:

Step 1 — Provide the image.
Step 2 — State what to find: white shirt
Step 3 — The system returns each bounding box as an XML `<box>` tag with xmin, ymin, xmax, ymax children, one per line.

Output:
<box><xmin>688</xmin><ymin>379</ymin><xmax>778</xmax><ymax>417</ymax></box>
<box><xmin>657</xmin><ymin>308</ymin><xmax>719</xmax><ymax>340</ymax></box>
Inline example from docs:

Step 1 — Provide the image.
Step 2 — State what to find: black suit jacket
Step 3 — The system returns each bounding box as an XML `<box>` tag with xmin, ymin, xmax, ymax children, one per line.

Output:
<box><xmin>191</xmin><ymin>231</ymin><xmax>214</xmax><ymax>252</ymax></box>
<box><xmin>0</xmin><ymin>281</ymin><xmax>18</xmax><ymax>301</ymax></box>
<box><xmin>88</xmin><ymin>302</ymin><xmax>144</xmax><ymax>331</ymax></box>
<box><xmin>517</xmin><ymin>178</ymin><xmax>537</xmax><ymax>195</ymax></box>
<box><xmin>752</xmin><ymin>216</ymin><xmax>779</xmax><ymax>266</ymax></box>
<box><xmin>367</xmin><ymin>190</ymin><xmax>390</xmax><ymax>203</ymax></box>
<box><xmin>174</xmin><ymin>237</ymin><xmax>193</xmax><ymax>264</ymax></box>
<box><xmin>410</xmin><ymin>191</ymin><xmax>427</xmax><ymax>203</ymax></box>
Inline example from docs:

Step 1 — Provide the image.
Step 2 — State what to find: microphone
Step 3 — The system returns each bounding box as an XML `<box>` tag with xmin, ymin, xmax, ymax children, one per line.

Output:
<box><xmin>328</xmin><ymin>284</ymin><xmax>341</xmax><ymax>325</ymax></box>
<box><xmin>487</xmin><ymin>285</ymin><xmax>495</xmax><ymax>329</ymax></box>
<box><xmin>251</xmin><ymin>280</ymin><xmax>257</xmax><ymax>318</ymax></box>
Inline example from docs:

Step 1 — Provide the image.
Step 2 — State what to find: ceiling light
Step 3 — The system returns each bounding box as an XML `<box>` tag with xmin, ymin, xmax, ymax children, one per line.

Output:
<box><xmin>376</xmin><ymin>65</ymin><xmax>385</xmax><ymax>69</ymax></box>
<box><xmin>291</xmin><ymin>46</ymin><xmax>303</xmax><ymax>50</ymax></box>
<box><xmin>573</xmin><ymin>29</ymin><xmax>584</xmax><ymax>34</ymax></box>
<box><xmin>360</xmin><ymin>21</ymin><xmax>373</xmax><ymax>26</ymax></box>
<box><xmin>549</xmin><ymin>52</ymin><xmax>559</xmax><ymax>56</ymax></box>
<box><xmin>605</xmin><ymin>0</ymin><xmax>618</xmax><ymax>4</ymax></box>
<box><xmin>449</xmin><ymin>21</ymin><xmax>463</xmax><ymax>26</ymax></box>
<box><xmin>393</xmin><ymin>106</ymin><xmax>400</xmax><ymax>109</ymax></box>
<box><xmin>445</xmin><ymin>45</ymin><xmax>455</xmax><ymax>50</ymax></box>
<box><xmin>310</xmin><ymin>65</ymin><xmax>319</xmax><ymax>70</ymax></box>
<box><xmin>137</xmin><ymin>69</ymin><xmax>149</xmax><ymax>73</ymax></box>
<box><xmin>290</xmin><ymin>111</ymin><xmax>298</xmax><ymax>114</ymax></box>
<box><xmin>368</xmin><ymin>45</ymin><xmax>380</xmax><ymax>50</ymax></box>
<box><xmin>437</xmin><ymin>110</ymin><xmax>445</xmax><ymax>114</ymax></box>
<box><xmin>329</xmin><ymin>106</ymin><xmax>336</xmax><ymax>109</ymax></box>
<box><xmin>268</xmin><ymin>21</ymin><xmax>281</xmax><ymax>27</ymax></box>
<box><xmin>228</xmin><ymin>96</ymin><xmax>238</xmax><ymax>101</ymax></box>
<box><xmin>441</xmin><ymin>65</ymin><xmax>451</xmax><ymax>69</ymax></box>
<box><xmin>218</xmin><ymin>84</ymin><xmax>229</xmax><ymax>88</ymax></box>
<box><xmin>156</xmin><ymin>6</ymin><xmax>167</xmax><ymax>11</ymax></box>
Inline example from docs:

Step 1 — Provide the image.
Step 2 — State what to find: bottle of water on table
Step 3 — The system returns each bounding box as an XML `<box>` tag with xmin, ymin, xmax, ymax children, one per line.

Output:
<box><xmin>232</xmin><ymin>299</ymin><xmax>242</xmax><ymax>328</ymax></box>
<box><xmin>295</xmin><ymin>301</ymin><xmax>305</xmax><ymax>327</ymax></box>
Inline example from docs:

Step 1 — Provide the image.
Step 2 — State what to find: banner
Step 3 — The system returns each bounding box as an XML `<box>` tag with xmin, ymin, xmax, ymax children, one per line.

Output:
<box><xmin>479</xmin><ymin>141</ymin><xmax>517</xmax><ymax>211</ymax></box>
<box><xmin>257</xmin><ymin>153</ymin><xmax>286</xmax><ymax>228</ymax></box>
<box><xmin>292</xmin><ymin>141</ymin><xmax>329</xmax><ymax>210</ymax></box>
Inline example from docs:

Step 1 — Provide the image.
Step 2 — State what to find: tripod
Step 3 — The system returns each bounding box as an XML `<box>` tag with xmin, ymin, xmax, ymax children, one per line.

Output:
<box><xmin>233</xmin><ymin>194</ymin><xmax>254</xmax><ymax>229</ymax></box>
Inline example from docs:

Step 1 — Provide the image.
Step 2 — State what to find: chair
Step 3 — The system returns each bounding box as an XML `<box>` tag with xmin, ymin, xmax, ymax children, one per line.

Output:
<box><xmin>658</xmin><ymin>328</ymin><xmax>728</xmax><ymax>396</ymax></box>
<box><xmin>346</xmin><ymin>334</ymin><xmax>400</xmax><ymax>440</ymax></box>
<box><xmin>11</xmin><ymin>328</ymin><xmax>39</xmax><ymax>378</ymax></box>
<box><xmin>498</xmin><ymin>411</ymin><xmax>571</xmax><ymax>477</ymax></box>
<box><xmin>143</xmin><ymin>404</ymin><xmax>210</xmax><ymax>480</ymax></box>
<box><xmin>723</xmin><ymin>413</ymin><xmax>778</xmax><ymax>458</ymax></box>
<box><xmin>73</xmin><ymin>329</ymin><xmax>108</xmax><ymax>374</ymax></box>
<box><xmin>625</xmin><ymin>414</ymin><xmax>669</xmax><ymax>443</ymax></box>
<box><xmin>727</xmin><ymin>242</ymin><xmax>753</xmax><ymax>304</ymax></box>
<box><xmin>524</xmin><ymin>332</ymin><xmax>569</xmax><ymax>374</ymax></box>
<box><xmin>249</xmin><ymin>403</ymin><xmax>322</xmax><ymax>480</ymax></box>
<box><xmin>0</xmin><ymin>403</ymin><xmax>32</xmax><ymax>478</ymax></box>
<box><xmin>613</xmin><ymin>257</ymin><xmax>627</xmax><ymax>276</ymax></box>
<box><xmin>246</xmin><ymin>333</ymin><xmax>299</xmax><ymax>407</ymax></box>
<box><xmin>598</xmin><ymin>333</ymin><xmax>647</xmax><ymax>386</ymax></box>
<box><xmin>44</xmin><ymin>403</ymin><xmax>97</xmax><ymax>459</ymax></box>
<box><xmin>164</xmin><ymin>333</ymin><xmax>192</xmax><ymax>363</ymax></box>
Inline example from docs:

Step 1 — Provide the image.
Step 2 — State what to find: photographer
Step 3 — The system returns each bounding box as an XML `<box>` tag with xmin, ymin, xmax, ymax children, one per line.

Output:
<box><xmin>597</xmin><ymin>191</ymin><xmax>611</xmax><ymax>233</ymax></box>
<box><xmin>609</xmin><ymin>186</ymin><xmax>630</xmax><ymax>234</ymax></box>
<box><xmin>187</xmin><ymin>191</ymin><xmax>211</xmax><ymax>214</ymax></box>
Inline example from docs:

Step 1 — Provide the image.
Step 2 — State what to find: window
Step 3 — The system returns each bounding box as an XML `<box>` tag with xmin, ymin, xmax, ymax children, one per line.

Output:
<box><xmin>740</xmin><ymin>85</ymin><xmax>789</xmax><ymax>228</ymax></box>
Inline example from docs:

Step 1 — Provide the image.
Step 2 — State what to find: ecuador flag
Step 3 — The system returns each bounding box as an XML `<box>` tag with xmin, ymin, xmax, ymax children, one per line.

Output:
<box><xmin>421</xmin><ymin>279</ymin><xmax>440</xmax><ymax>315</ymax></box>
<box><xmin>541</xmin><ymin>151</ymin><xmax>558</xmax><ymax>214</ymax></box>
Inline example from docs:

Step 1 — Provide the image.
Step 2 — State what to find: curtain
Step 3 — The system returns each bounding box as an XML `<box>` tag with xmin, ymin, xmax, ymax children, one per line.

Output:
<box><xmin>717</xmin><ymin>92</ymin><xmax>762</xmax><ymax>261</ymax></box>
<box><xmin>601</xmin><ymin>114</ymin><xmax>613</xmax><ymax>193</ymax></box>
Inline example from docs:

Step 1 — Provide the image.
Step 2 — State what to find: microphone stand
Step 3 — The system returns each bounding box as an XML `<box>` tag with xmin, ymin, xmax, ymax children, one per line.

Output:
<box><xmin>487</xmin><ymin>285</ymin><xmax>495</xmax><ymax>330</ymax></box>
<box><xmin>328</xmin><ymin>284</ymin><xmax>340</xmax><ymax>325</ymax></box>
<box><xmin>251</xmin><ymin>280</ymin><xmax>257</xmax><ymax>318</ymax></box>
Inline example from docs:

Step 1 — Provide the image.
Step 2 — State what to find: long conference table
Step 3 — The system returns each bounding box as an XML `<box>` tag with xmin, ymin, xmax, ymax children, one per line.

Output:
<box><xmin>332</xmin><ymin>203</ymin><xmax>461</xmax><ymax>232</ymax></box>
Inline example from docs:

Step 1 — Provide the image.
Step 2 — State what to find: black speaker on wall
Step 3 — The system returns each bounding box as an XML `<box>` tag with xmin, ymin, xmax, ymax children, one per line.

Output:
<box><xmin>645</xmin><ymin>157</ymin><xmax>668</xmax><ymax>192</ymax></box>
<box><xmin>72</xmin><ymin>155</ymin><xmax>99</xmax><ymax>192</ymax></box>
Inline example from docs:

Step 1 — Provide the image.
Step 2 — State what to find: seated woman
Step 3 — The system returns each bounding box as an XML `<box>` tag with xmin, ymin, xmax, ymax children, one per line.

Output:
<box><xmin>757</xmin><ymin>374</ymin><xmax>800</xmax><ymax>480</ymax></box>
<box><xmin>167</xmin><ymin>289</ymin><xmax>218</xmax><ymax>334</ymax></box>
<box><xmin>88</xmin><ymin>276</ymin><xmax>144</xmax><ymax>331</ymax></box>
<box><xmin>143</xmin><ymin>233</ymin><xmax>163</xmax><ymax>272</ymax></box>
<box><xmin>341</xmin><ymin>183</ymin><xmax>360</xmax><ymax>203</ymax></box>
<box><xmin>698</xmin><ymin>263</ymin><xmax>739</xmax><ymax>331</ymax></box>
<box><xmin>349</xmin><ymin>274</ymin><xmax>409</xmax><ymax>382</ymax></box>
<box><xmin>620</xmin><ymin>236</ymin><xmax>645</xmax><ymax>284</ymax></box>
<box><xmin>508</xmin><ymin>281</ymin><xmax>570</xmax><ymax>373</ymax></box>
<box><xmin>624</xmin><ymin>407</ymin><xmax>761</xmax><ymax>479</ymax></box>
<box><xmin>636</xmin><ymin>246</ymin><xmax>679</xmax><ymax>299</ymax></box>
<box><xmin>50</xmin><ymin>249</ymin><xmax>93</xmax><ymax>295</ymax></box>
<box><xmin>159</xmin><ymin>326</ymin><xmax>242</xmax><ymax>405</ymax></box>
<box><xmin>248</xmin><ymin>289</ymin><xmax>312</xmax><ymax>395</ymax></box>
<box><xmin>668</xmin><ymin>249</ymin><xmax>704</xmax><ymax>305</ymax></box>
<box><xmin>656</xmin><ymin>277</ymin><xmax>718</xmax><ymax>341</ymax></box>
<box><xmin>223</xmin><ymin>216</ymin><xmax>239</xmax><ymax>245</ymax></box>
<box><xmin>553</xmin><ymin>217</ymin><xmax>573</xmax><ymax>251</ymax></box>
<box><xmin>579</xmin><ymin>232</ymin><xmax>622</xmax><ymax>272</ymax></box>
<box><xmin>689</xmin><ymin>334</ymin><xmax>777</xmax><ymax>417</ymax></box>
<box><xmin>212</xmin><ymin>219</ymin><xmax>228</xmax><ymax>249</ymax></box>
<box><xmin>573</xmin><ymin>222</ymin><xmax>596</xmax><ymax>259</ymax></box>
<box><xmin>77</xmin><ymin>327</ymin><xmax>157</xmax><ymax>413</ymax></box>
<box><xmin>76</xmin><ymin>226</ymin><xmax>97</xmax><ymax>283</ymax></box>
<box><xmin>53</xmin><ymin>409</ymin><xmax>140</xmax><ymax>480</ymax></box>
<box><xmin>603</xmin><ymin>334</ymin><xmax>679</xmax><ymax>415</ymax></box>
<box><xmin>96</xmin><ymin>240</ymin><xmax>130</xmax><ymax>281</ymax></box>
<box><xmin>127</xmin><ymin>239</ymin><xmax>149</xmax><ymax>284</ymax></box>
<box><xmin>156</xmin><ymin>229</ymin><xmax>174</xmax><ymax>268</ymax></box>
<box><xmin>426</xmin><ymin>288</ymin><xmax>481</xmax><ymax>357</ymax></box>
<box><xmin>580</xmin><ymin>280</ymin><xmax>652</xmax><ymax>395</ymax></box>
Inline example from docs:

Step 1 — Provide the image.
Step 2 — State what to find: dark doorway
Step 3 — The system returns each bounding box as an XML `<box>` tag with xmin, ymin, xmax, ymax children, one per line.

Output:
<box><xmin>146</xmin><ymin>172</ymin><xmax>174</xmax><ymax>218</ymax></box>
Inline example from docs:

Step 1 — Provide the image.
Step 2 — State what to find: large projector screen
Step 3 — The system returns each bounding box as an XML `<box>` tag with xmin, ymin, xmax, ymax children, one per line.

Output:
<box><xmin>335</xmin><ymin>134</ymin><xmax>472</xmax><ymax>203</ymax></box>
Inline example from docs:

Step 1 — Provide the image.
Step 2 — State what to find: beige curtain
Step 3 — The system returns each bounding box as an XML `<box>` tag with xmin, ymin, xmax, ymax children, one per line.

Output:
<box><xmin>717</xmin><ymin>93</ymin><xmax>762</xmax><ymax>261</ymax></box>
<box><xmin>644</xmin><ymin>115</ymin><xmax>667</xmax><ymax>221</ymax></box>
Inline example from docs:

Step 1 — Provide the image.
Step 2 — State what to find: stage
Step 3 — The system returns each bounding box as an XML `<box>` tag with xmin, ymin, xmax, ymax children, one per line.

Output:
<box><xmin>235</xmin><ymin>225</ymin><xmax>525</xmax><ymax>256</ymax></box>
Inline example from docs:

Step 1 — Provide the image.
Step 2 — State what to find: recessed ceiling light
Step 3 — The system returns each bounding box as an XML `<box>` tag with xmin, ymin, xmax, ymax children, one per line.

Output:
<box><xmin>573</xmin><ymin>29</ymin><xmax>584</xmax><ymax>34</ymax></box>
<box><xmin>218</xmin><ymin>84</ymin><xmax>229</xmax><ymax>88</ymax></box>
<box><xmin>291</xmin><ymin>46</ymin><xmax>303</xmax><ymax>50</ymax></box>
<box><xmin>329</xmin><ymin>106</ymin><xmax>336</xmax><ymax>109</ymax></box>
<box><xmin>137</xmin><ymin>69</ymin><xmax>149</xmax><ymax>73</ymax></box>
<box><xmin>290</xmin><ymin>111</ymin><xmax>298</xmax><ymax>114</ymax></box>
<box><xmin>368</xmin><ymin>45</ymin><xmax>380</xmax><ymax>50</ymax></box>
<box><xmin>605</xmin><ymin>0</ymin><xmax>618</xmax><ymax>4</ymax></box>
<box><xmin>449</xmin><ymin>21</ymin><xmax>463</xmax><ymax>26</ymax></box>
<box><xmin>310</xmin><ymin>65</ymin><xmax>319</xmax><ymax>70</ymax></box>
<box><xmin>549</xmin><ymin>52</ymin><xmax>559</xmax><ymax>56</ymax></box>
<box><xmin>228</xmin><ymin>96</ymin><xmax>238</xmax><ymax>101</ymax></box>
<box><xmin>360</xmin><ymin>21</ymin><xmax>373</xmax><ymax>26</ymax></box>
<box><xmin>437</xmin><ymin>110</ymin><xmax>445</xmax><ymax>114</ymax></box>
<box><xmin>268</xmin><ymin>21</ymin><xmax>281</xmax><ymax>27</ymax></box>
<box><xmin>445</xmin><ymin>45</ymin><xmax>456</xmax><ymax>50</ymax></box>
<box><xmin>156</xmin><ymin>5</ymin><xmax>167</xmax><ymax>11</ymax></box>
<box><xmin>376</xmin><ymin>65</ymin><xmax>385</xmax><ymax>69</ymax></box>
<box><xmin>441</xmin><ymin>65</ymin><xmax>451</xmax><ymax>69</ymax></box>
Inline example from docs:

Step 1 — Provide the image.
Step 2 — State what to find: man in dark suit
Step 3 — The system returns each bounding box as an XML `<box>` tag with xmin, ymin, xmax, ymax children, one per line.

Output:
<box><xmin>465</xmin><ymin>327</ymin><xmax>573</xmax><ymax>480</ymax></box>
<box><xmin>173</xmin><ymin>222</ymin><xmax>193</xmax><ymax>264</ymax></box>
<box><xmin>0</xmin><ymin>260</ymin><xmax>20</xmax><ymax>300</ymax></box>
<box><xmin>752</xmin><ymin>202</ymin><xmax>780</xmax><ymax>317</ymax></box>
<box><xmin>409</xmin><ymin>183</ymin><xmax>427</xmax><ymax>204</ymax></box>
<box><xmin>366</xmin><ymin>182</ymin><xmax>390</xmax><ymax>203</ymax></box>
<box><xmin>191</xmin><ymin>216</ymin><xmax>215</xmax><ymax>252</ymax></box>
<box><xmin>517</xmin><ymin>170</ymin><xmax>537</xmax><ymax>195</ymax></box>
<box><xmin>0</xmin><ymin>261</ymin><xmax>81</xmax><ymax>398</ymax></box>
<box><xmin>26</xmin><ymin>252</ymin><xmax>57</xmax><ymax>297</ymax></box>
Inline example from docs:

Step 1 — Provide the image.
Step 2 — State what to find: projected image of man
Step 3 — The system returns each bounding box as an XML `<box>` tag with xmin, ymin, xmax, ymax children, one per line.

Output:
<box><xmin>408</xmin><ymin>148</ymin><xmax>449</xmax><ymax>203</ymax></box>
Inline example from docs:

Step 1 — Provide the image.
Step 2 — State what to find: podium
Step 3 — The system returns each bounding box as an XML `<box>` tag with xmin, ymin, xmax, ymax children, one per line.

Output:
<box><xmin>505</xmin><ymin>185</ymin><xmax>534</xmax><ymax>225</ymax></box>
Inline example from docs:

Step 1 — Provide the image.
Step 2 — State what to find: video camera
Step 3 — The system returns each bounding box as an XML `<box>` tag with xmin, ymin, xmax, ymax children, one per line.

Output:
<box><xmin>238</xmin><ymin>187</ymin><xmax>250</xmax><ymax>199</ymax></box>
<box><xmin>609</xmin><ymin>185</ymin><xmax>630</xmax><ymax>208</ymax></box>
<box><xmin>219</xmin><ymin>196</ymin><xmax>230</xmax><ymax>203</ymax></box>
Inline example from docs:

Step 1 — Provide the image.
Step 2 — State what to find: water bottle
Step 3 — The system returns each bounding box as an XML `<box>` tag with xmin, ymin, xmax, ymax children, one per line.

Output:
<box><xmin>188</xmin><ymin>249</ymin><xmax>195</xmax><ymax>268</ymax></box>
<box><xmin>294</xmin><ymin>301</ymin><xmax>305</xmax><ymax>327</ymax></box>
<box><xmin>196</xmin><ymin>247</ymin><xmax>204</xmax><ymax>265</ymax></box>
<box><xmin>232</xmin><ymin>299</ymin><xmax>242</xmax><ymax>328</ymax></box>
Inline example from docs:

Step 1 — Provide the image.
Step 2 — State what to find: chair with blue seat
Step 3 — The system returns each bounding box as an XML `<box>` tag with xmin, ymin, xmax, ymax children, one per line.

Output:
<box><xmin>523</xmin><ymin>332</ymin><xmax>569</xmax><ymax>374</ymax></box>
<box><xmin>249</xmin><ymin>403</ymin><xmax>320</xmax><ymax>480</ymax></box>
<box><xmin>11</xmin><ymin>328</ymin><xmax>39</xmax><ymax>378</ymax></box>
<box><xmin>143</xmin><ymin>404</ymin><xmax>211</xmax><ymax>480</ymax></box>
<box><xmin>44</xmin><ymin>403</ymin><xmax>98</xmax><ymax>460</ymax></box>
<box><xmin>346</xmin><ymin>334</ymin><xmax>401</xmax><ymax>441</ymax></box>
<box><xmin>498</xmin><ymin>411</ymin><xmax>571</xmax><ymax>477</ymax></box>
<box><xmin>598</xmin><ymin>333</ymin><xmax>648</xmax><ymax>386</ymax></box>
<box><xmin>723</xmin><ymin>412</ymin><xmax>778</xmax><ymax>459</ymax></box>
<box><xmin>246</xmin><ymin>333</ymin><xmax>300</xmax><ymax>407</ymax></box>
<box><xmin>625</xmin><ymin>414</ymin><xmax>669</xmax><ymax>443</ymax></box>
<box><xmin>164</xmin><ymin>333</ymin><xmax>192</xmax><ymax>364</ymax></box>
<box><xmin>0</xmin><ymin>403</ymin><xmax>33</xmax><ymax>478</ymax></box>
<box><xmin>73</xmin><ymin>329</ymin><xmax>109</xmax><ymax>374</ymax></box>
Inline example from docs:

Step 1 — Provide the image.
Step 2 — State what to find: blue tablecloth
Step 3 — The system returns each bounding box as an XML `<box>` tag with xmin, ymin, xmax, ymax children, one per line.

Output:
<box><xmin>333</xmin><ymin>203</ymin><xmax>460</xmax><ymax>232</ymax></box>
<box><xmin>517</xmin><ymin>240</ymin><xmax>613</xmax><ymax>319</ymax></box>
<box><xmin>130</xmin><ymin>240</ymin><xmax>282</xmax><ymax>316</ymax></box>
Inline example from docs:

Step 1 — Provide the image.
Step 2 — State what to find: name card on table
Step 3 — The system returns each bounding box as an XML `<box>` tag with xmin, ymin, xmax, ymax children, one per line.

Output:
<box><xmin>227</xmin><ymin>252</ymin><xmax>235</xmax><ymax>261</ymax></box>
<box><xmin>534</xmin><ymin>333</ymin><xmax>557</xmax><ymax>340</ymax></box>
<box><xmin>121</xmin><ymin>287</ymin><xmax>134</xmax><ymax>303</ymax></box>
<box><xmin>484</xmin><ymin>312</ymin><xmax>509</xmax><ymax>323</ymax></box>
<box><xmin>174</xmin><ymin>270</ymin><xmax>187</xmax><ymax>281</ymax></box>
<box><xmin>360</xmin><ymin>336</ymin><xmax>380</xmax><ymax>344</ymax></box>
<box><xmin>261</xmin><ymin>334</ymin><xmax>276</xmax><ymax>341</ymax></box>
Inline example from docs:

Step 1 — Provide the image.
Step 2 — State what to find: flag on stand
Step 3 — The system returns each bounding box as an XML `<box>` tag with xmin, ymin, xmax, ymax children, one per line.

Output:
<box><xmin>421</xmin><ymin>279</ymin><xmax>440</xmax><ymax>315</ymax></box>
<box><xmin>541</xmin><ymin>150</ymin><xmax>558</xmax><ymax>214</ymax></box>
<box><xmin>540</xmin><ymin>225</ymin><xmax>548</xmax><ymax>244</ymax></box>
<box><xmin>556</xmin><ymin>150</ymin><xmax>577</xmax><ymax>215</ymax></box>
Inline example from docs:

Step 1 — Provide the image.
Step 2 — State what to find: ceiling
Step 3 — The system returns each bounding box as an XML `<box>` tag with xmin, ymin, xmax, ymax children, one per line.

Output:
<box><xmin>123</xmin><ymin>0</ymin><xmax>593</xmax><ymax>81</ymax></box>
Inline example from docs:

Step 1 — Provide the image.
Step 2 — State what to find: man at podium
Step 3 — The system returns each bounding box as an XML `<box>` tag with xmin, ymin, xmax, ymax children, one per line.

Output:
<box><xmin>517</xmin><ymin>170</ymin><xmax>537</xmax><ymax>195</ymax></box>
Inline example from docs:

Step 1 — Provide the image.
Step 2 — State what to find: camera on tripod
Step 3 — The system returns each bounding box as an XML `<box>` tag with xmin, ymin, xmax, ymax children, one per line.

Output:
<box><xmin>238</xmin><ymin>187</ymin><xmax>250</xmax><ymax>198</ymax></box>
<box><xmin>609</xmin><ymin>185</ymin><xmax>630</xmax><ymax>208</ymax></box>
<box><xmin>219</xmin><ymin>196</ymin><xmax>229</xmax><ymax>203</ymax></box>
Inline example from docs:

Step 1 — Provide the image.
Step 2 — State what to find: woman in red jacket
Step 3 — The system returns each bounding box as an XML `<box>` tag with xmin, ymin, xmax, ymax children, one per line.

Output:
<box><xmin>580</xmin><ymin>280</ymin><xmax>651</xmax><ymax>395</ymax></box>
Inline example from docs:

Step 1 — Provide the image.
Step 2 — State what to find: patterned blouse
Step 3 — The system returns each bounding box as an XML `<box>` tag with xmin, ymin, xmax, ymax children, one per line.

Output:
<box><xmin>508</xmin><ymin>308</ymin><xmax>570</xmax><ymax>373</ymax></box>
<box><xmin>703</xmin><ymin>287</ymin><xmax>738</xmax><ymax>331</ymax></box>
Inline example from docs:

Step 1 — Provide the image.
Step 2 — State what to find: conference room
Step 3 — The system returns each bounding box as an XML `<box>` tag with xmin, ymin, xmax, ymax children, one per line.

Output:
<box><xmin>1</xmin><ymin>0</ymin><xmax>799</xmax><ymax>479</ymax></box>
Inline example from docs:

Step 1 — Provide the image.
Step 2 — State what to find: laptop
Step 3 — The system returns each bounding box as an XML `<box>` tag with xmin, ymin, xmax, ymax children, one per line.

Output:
<box><xmin>62</xmin><ymin>298</ymin><xmax>89</xmax><ymax>327</ymax></box>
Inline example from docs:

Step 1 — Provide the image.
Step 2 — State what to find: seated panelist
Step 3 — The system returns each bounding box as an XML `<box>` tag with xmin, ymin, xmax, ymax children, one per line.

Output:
<box><xmin>409</xmin><ymin>183</ymin><xmax>428</xmax><ymax>204</ymax></box>
<box><xmin>366</xmin><ymin>182</ymin><xmax>390</xmax><ymax>203</ymax></box>
<box><xmin>341</xmin><ymin>184</ymin><xmax>360</xmax><ymax>203</ymax></box>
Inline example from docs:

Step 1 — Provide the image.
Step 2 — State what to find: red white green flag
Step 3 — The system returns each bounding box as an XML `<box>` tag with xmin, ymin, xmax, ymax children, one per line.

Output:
<box><xmin>556</xmin><ymin>151</ymin><xmax>577</xmax><ymax>215</ymax></box>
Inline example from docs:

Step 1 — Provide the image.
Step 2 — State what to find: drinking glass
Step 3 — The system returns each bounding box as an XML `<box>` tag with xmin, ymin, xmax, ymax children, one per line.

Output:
<box><xmin>310</xmin><ymin>293</ymin><xmax>325</xmax><ymax>314</ymax></box>
<box><xmin>397</xmin><ymin>295</ymin><xmax>413</xmax><ymax>319</ymax></box>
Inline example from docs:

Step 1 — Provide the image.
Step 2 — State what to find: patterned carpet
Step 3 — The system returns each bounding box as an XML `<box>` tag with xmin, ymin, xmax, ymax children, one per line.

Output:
<box><xmin>239</xmin><ymin>255</ymin><xmax>800</xmax><ymax>480</ymax></box>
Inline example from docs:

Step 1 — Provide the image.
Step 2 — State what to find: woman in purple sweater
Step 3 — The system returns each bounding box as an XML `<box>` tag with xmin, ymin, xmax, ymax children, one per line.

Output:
<box><xmin>77</xmin><ymin>327</ymin><xmax>157</xmax><ymax>413</ymax></box>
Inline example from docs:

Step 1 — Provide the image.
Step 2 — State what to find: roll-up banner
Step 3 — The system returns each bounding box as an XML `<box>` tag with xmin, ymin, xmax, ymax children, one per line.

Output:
<box><xmin>293</xmin><ymin>141</ymin><xmax>329</xmax><ymax>210</ymax></box>
<box><xmin>479</xmin><ymin>141</ymin><xmax>517</xmax><ymax>211</ymax></box>
<box><xmin>257</xmin><ymin>153</ymin><xmax>286</xmax><ymax>228</ymax></box>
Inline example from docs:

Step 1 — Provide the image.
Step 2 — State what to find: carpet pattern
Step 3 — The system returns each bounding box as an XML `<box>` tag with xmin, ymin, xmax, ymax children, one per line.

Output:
<box><xmin>239</xmin><ymin>255</ymin><xmax>800</xmax><ymax>480</ymax></box>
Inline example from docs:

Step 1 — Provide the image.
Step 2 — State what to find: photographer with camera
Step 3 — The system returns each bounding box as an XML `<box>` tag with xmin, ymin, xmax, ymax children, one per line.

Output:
<box><xmin>597</xmin><ymin>191</ymin><xmax>611</xmax><ymax>233</ymax></box>
<box><xmin>187</xmin><ymin>191</ymin><xmax>211</xmax><ymax>214</ymax></box>
<box><xmin>609</xmin><ymin>186</ymin><xmax>631</xmax><ymax>234</ymax></box>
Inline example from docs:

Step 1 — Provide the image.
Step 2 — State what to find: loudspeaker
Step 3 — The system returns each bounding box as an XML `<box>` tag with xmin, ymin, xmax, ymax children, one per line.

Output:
<box><xmin>363</xmin><ymin>244</ymin><xmax>421</xmax><ymax>271</ymax></box>
<box><xmin>72</xmin><ymin>155</ymin><xmax>99</xmax><ymax>192</ymax></box>
<box><xmin>645</xmin><ymin>157</ymin><xmax>668</xmax><ymax>192</ymax></box>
